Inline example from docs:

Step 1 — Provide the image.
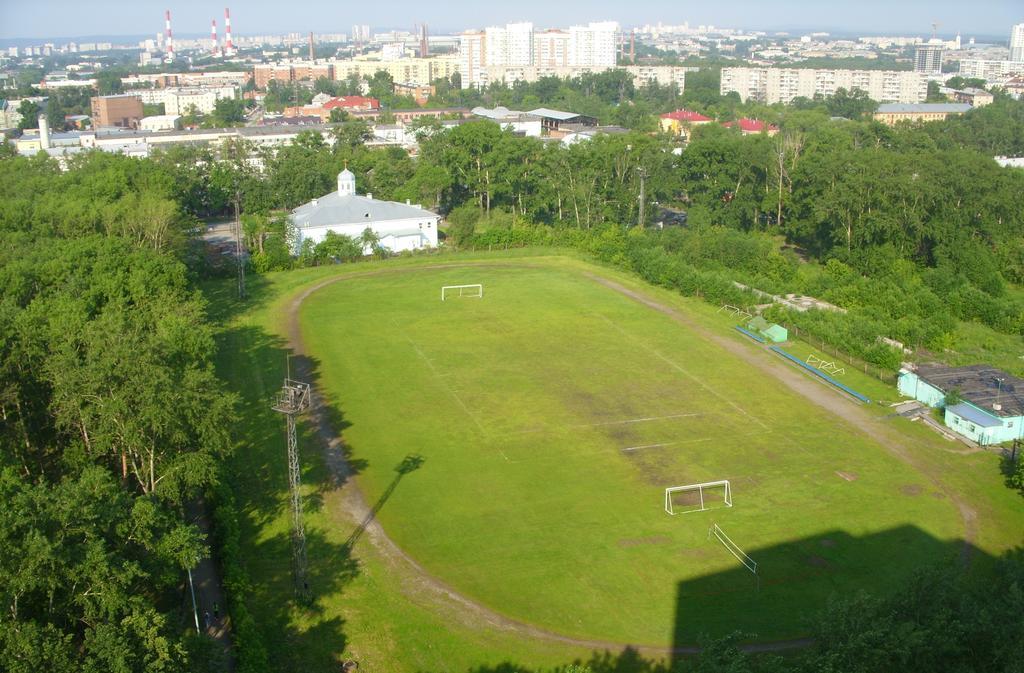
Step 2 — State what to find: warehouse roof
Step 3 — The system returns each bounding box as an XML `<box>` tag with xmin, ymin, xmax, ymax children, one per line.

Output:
<box><xmin>914</xmin><ymin>364</ymin><xmax>1024</xmax><ymax>417</ymax></box>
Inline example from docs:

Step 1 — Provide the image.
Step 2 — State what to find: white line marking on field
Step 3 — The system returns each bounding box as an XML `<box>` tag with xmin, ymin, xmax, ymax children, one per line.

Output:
<box><xmin>622</xmin><ymin>442</ymin><xmax>677</xmax><ymax>452</ymax></box>
<box><xmin>575</xmin><ymin>413</ymin><xmax>701</xmax><ymax>428</ymax></box>
<box><xmin>499</xmin><ymin>412</ymin><xmax>703</xmax><ymax>438</ymax></box>
<box><xmin>597</xmin><ymin>315</ymin><xmax>770</xmax><ymax>431</ymax></box>
<box><xmin>396</xmin><ymin>325</ymin><xmax>489</xmax><ymax>438</ymax></box>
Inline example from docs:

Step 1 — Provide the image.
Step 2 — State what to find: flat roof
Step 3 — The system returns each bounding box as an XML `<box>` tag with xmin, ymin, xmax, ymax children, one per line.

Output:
<box><xmin>946</xmin><ymin>403</ymin><xmax>1003</xmax><ymax>428</ymax></box>
<box><xmin>914</xmin><ymin>364</ymin><xmax>1024</xmax><ymax>417</ymax></box>
<box><xmin>528</xmin><ymin>107</ymin><xmax>585</xmax><ymax>120</ymax></box>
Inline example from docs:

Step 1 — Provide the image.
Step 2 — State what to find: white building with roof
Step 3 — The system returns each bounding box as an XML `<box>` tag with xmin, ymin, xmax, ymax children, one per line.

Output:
<box><xmin>291</xmin><ymin>169</ymin><xmax>439</xmax><ymax>254</ymax></box>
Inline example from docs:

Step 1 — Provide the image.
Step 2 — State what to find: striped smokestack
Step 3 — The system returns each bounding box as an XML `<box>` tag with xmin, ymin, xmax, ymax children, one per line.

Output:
<box><xmin>224</xmin><ymin>8</ymin><xmax>233</xmax><ymax>52</ymax></box>
<box><xmin>212</xmin><ymin>19</ymin><xmax>218</xmax><ymax>54</ymax></box>
<box><xmin>165</xmin><ymin>10</ymin><xmax>174</xmax><ymax>58</ymax></box>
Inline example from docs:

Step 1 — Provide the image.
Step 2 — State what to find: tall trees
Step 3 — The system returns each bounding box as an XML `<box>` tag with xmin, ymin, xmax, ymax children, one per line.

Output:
<box><xmin>0</xmin><ymin>151</ymin><xmax>235</xmax><ymax>670</ymax></box>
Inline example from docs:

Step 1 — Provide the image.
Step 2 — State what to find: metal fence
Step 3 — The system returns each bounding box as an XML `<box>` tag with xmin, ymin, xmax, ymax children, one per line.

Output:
<box><xmin>778</xmin><ymin>323</ymin><xmax>898</xmax><ymax>384</ymax></box>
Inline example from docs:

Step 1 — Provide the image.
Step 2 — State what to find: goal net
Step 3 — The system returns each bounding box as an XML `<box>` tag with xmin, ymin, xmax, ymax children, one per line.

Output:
<box><xmin>709</xmin><ymin>523</ymin><xmax>759</xmax><ymax>587</ymax></box>
<box><xmin>441</xmin><ymin>284</ymin><xmax>483</xmax><ymax>301</ymax></box>
<box><xmin>664</xmin><ymin>480</ymin><xmax>732</xmax><ymax>515</ymax></box>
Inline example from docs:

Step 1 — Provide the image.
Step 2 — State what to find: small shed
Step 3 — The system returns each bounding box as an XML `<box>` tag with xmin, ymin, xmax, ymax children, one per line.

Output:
<box><xmin>944</xmin><ymin>403</ymin><xmax>1005</xmax><ymax>445</ymax></box>
<box><xmin>747</xmin><ymin>316</ymin><xmax>787</xmax><ymax>342</ymax></box>
<box><xmin>762</xmin><ymin>324</ymin><xmax>788</xmax><ymax>343</ymax></box>
<box><xmin>747</xmin><ymin>316</ymin><xmax>770</xmax><ymax>333</ymax></box>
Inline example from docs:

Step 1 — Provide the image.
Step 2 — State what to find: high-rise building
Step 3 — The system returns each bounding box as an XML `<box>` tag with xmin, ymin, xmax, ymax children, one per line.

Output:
<box><xmin>459</xmin><ymin>21</ymin><xmax>618</xmax><ymax>87</ymax></box>
<box><xmin>1010</xmin><ymin>22</ymin><xmax>1024</xmax><ymax>63</ymax></box>
<box><xmin>351</xmin><ymin>25</ymin><xmax>370</xmax><ymax>45</ymax></box>
<box><xmin>506</xmin><ymin>22</ymin><xmax>534</xmax><ymax>66</ymax></box>
<box><xmin>534</xmin><ymin>30</ymin><xmax>570</xmax><ymax>67</ymax></box>
<box><xmin>459</xmin><ymin>31</ymin><xmax>487</xmax><ymax>87</ymax></box>
<box><xmin>484</xmin><ymin>26</ymin><xmax>508</xmax><ymax>66</ymax></box>
<box><xmin>914</xmin><ymin>44</ymin><xmax>944</xmax><ymax>75</ymax></box>
<box><xmin>568</xmin><ymin>21</ymin><xmax>618</xmax><ymax>67</ymax></box>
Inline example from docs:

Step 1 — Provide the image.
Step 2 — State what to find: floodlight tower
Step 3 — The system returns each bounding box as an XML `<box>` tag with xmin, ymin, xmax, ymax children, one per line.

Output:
<box><xmin>272</xmin><ymin>375</ymin><xmax>312</xmax><ymax>598</ymax></box>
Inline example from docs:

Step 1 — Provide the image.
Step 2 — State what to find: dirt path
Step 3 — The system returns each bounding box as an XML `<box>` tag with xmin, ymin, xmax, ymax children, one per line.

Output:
<box><xmin>186</xmin><ymin>497</ymin><xmax>236</xmax><ymax>669</ymax></box>
<box><xmin>281</xmin><ymin>261</ymin><xmax>975</xmax><ymax>657</ymax></box>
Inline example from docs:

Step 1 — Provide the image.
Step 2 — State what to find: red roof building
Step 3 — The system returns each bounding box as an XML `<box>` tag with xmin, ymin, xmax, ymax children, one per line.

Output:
<box><xmin>660</xmin><ymin>109</ymin><xmax>712</xmax><ymax>123</ymax></box>
<box><xmin>659</xmin><ymin>109</ymin><xmax>713</xmax><ymax>137</ymax></box>
<box><xmin>722</xmin><ymin>118</ymin><xmax>779</xmax><ymax>136</ymax></box>
<box><xmin>324</xmin><ymin>96</ymin><xmax>380</xmax><ymax>112</ymax></box>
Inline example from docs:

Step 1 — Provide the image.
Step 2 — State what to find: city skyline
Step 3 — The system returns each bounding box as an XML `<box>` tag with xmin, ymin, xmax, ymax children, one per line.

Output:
<box><xmin>1</xmin><ymin>0</ymin><xmax>1021</xmax><ymax>42</ymax></box>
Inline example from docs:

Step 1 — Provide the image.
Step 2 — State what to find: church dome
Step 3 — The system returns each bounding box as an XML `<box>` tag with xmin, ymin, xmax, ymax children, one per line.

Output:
<box><xmin>338</xmin><ymin>168</ymin><xmax>356</xmax><ymax>196</ymax></box>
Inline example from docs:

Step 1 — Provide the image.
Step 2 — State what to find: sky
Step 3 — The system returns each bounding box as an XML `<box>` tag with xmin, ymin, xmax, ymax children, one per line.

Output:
<box><xmin>0</xmin><ymin>0</ymin><xmax>1020</xmax><ymax>42</ymax></box>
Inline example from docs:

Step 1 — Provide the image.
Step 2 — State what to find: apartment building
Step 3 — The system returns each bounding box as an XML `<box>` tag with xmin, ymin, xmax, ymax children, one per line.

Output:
<box><xmin>331</xmin><ymin>56</ymin><xmax>458</xmax><ymax>87</ymax></box>
<box><xmin>721</xmin><ymin>67</ymin><xmax>928</xmax><ymax>104</ymax></box>
<box><xmin>163</xmin><ymin>86</ymin><xmax>237</xmax><ymax>115</ymax></box>
<box><xmin>255</xmin><ymin>57</ymin><xmax>457</xmax><ymax>90</ymax></box>
<box><xmin>459</xmin><ymin>21</ymin><xmax>618</xmax><ymax>88</ymax></box>
<box><xmin>913</xmin><ymin>44</ymin><xmax>944</xmax><ymax>75</ymax></box>
<box><xmin>568</xmin><ymin>21</ymin><xmax>618</xmax><ymax>67</ymax></box>
<box><xmin>475</xmin><ymin>65</ymin><xmax>690</xmax><ymax>91</ymax></box>
<box><xmin>1010</xmin><ymin>22</ymin><xmax>1024</xmax><ymax>63</ymax></box>
<box><xmin>534</xmin><ymin>30</ymin><xmax>570</xmax><ymax>67</ymax></box>
<box><xmin>958</xmin><ymin>59</ymin><xmax>1024</xmax><ymax>84</ymax></box>
<box><xmin>506</xmin><ymin>22</ymin><xmax>535</xmax><ymax>65</ymax></box>
<box><xmin>459</xmin><ymin>31</ymin><xmax>487</xmax><ymax>88</ymax></box>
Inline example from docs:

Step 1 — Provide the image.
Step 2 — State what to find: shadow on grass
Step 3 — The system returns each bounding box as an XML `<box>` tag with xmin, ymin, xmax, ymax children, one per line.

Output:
<box><xmin>403</xmin><ymin>527</ymin><xmax>996</xmax><ymax>673</ymax></box>
<box><xmin>346</xmin><ymin>453</ymin><xmax>425</xmax><ymax>549</ymax></box>
<box><xmin>999</xmin><ymin>444</ymin><xmax>1022</xmax><ymax>493</ymax></box>
<box><xmin>212</xmin><ymin>307</ymin><xmax>369</xmax><ymax>670</ymax></box>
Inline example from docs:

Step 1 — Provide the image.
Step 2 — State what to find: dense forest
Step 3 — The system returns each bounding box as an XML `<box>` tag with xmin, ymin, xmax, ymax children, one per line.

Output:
<box><xmin>0</xmin><ymin>153</ymin><xmax>235</xmax><ymax>670</ymax></box>
<box><xmin>2</xmin><ymin>75</ymin><xmax>1023</xmax><ymax>670</ymax></box>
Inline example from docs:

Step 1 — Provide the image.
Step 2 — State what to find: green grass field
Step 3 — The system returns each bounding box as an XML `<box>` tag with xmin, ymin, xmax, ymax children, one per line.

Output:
<box><xmin>299</xmin><ymin>263</ymin><xmax>962</xmax><ymax>643</ymax></box>
<box><xmin>211</xmin><ymin>253</ymin><xmax>1024</xmax><ymax>671</ymax></box>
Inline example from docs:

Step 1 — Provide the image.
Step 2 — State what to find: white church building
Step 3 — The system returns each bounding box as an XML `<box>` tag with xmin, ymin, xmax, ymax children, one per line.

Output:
<box><xmin>290</xmin><ymin>168</ymin><xmax>439</xmax><ymax>254</ymax></box>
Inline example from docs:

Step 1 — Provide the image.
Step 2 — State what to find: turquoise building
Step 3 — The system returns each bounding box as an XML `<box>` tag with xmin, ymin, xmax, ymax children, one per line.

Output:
<box><xmin>897</xmin><ymin>364</ymin><xmax>1024</xmax><ymax>446</ymax></box>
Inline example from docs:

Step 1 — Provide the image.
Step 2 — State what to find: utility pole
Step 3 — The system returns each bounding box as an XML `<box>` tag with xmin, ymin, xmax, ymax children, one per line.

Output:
<box><xmin>233</xmin><ymin>189</ymin><xmax>246</xmax><ymax>300</ymax></box>
<box><xmin>636</xmin><ymin>166</ymin><xmax>646</xmax><ymax>228</ymax></box>
<box><xmin>271</xmin><ymin>371</ymin><xmax>312</xmax><ymax>599</ymax></box>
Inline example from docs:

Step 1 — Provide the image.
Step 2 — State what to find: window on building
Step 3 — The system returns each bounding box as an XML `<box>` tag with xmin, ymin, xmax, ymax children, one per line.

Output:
<box><xmin>969</xmin><ymin>424</ymin><xmax>976</xmax><ymax>432</ymax></box>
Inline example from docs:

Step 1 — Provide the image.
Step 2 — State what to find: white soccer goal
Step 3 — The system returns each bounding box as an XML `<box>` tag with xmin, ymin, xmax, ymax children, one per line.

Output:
<box><xmin>709</xmin><ymin>523</ymin><xmax>759</xmax><ymax>588</ymax></box>
<box><xmin>441</xmin><ymin>284</ymin><xmax>483</xmax><ymax>301</ymax></box>
<box><xmin>664</xmin><ymin>480</ymin><xmax>732</xmax><ymax>515</ymax></box>
<box><xmin>806</xmin><ymin>354</ymin><xmax>846</xmax><ymax>377</ymax></box>
<box><xmin>718</xmin><ymin>304</ymin><xmax>752</xmax><ymax>321</ymax></box>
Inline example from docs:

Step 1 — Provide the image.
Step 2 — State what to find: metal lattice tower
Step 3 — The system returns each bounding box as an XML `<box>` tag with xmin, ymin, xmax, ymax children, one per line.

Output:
<box><xmin>272</xmin><ymin>378</ymin><xmax>312</xmax><ymax>598</ymax></box>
